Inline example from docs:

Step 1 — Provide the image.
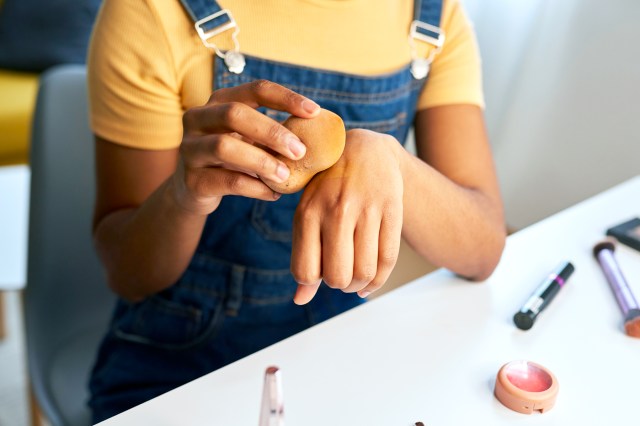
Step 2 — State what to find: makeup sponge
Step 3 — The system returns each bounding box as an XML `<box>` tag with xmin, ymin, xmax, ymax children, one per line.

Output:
<box><xmin>261</xmin><ymin>109</ymin><xmax>346</xmax><ymax>194</ymax></box>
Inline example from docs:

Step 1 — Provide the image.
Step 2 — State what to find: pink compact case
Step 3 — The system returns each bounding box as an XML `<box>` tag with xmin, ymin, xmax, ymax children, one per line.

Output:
<box><xmin>494</xmin><ymin>360</ymin><xmax>558</xmax><ymax>414</ymax></box>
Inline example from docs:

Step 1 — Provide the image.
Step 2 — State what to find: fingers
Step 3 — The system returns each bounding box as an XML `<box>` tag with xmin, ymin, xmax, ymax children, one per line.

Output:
<box><xmin>185</xmin><ymin>103</ymin><xmax>307</xmax><ymax>161</ymax></box>
<box><xmin>357</xmin><ymin>205</ymin><xmax>403</xmax><ymax>297</ymax></box>
<box><xmin>183</xmin><ymin>80</ymin><xmax>320</xmax><ymax>165</ymax></box>
<box><xmin>185</xmin><ymin>167</ymin><xmax>280</xmax><ymax>201</ymax></box>
<box><xmin>292</xmin><ymin>203</ymin><xmax>401</xmax><ymax>303</ymax></box>
<box><xmin>182</xmin><ymin>133</ymin><xmax>290</xmax><ymax>183</ymax></box>
<box><xmin>343</xmin><ymin>208</ymin><xmax>380</xmax><ymax>294</ymax></box>
<box><xmin>211</xmin><ymin>79</ymin><xmax>320</xmax><ymax>119</ymax></box>
<box><xmin>321</xmin><ymin>206</ymin><xmax>355</xmax><ymax>290</ymax></box>
<box><xmin>176</xmin><ymin>80</ymin><xmax>323</xmax><ymax>213</ymax></box>
<box><xmin>291</xmin><ymin>208</ymin><xmax>322</xmax><ymax>305</ymax></box>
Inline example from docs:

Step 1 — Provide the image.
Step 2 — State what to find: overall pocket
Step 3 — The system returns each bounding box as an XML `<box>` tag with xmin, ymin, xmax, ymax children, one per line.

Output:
<box><xmin>113</xmin><ymin>294</ymin><xmax>224</xmax><ymax>351</ymax></box>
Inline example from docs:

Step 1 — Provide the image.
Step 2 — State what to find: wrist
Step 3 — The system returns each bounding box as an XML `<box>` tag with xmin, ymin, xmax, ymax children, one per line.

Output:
<box><xmin>166</xmin><ymin>172</ymin><xmax>220</xmax><ymax>217</ymax></box>
<box><xmin>396</xmin><ymin>142</ymin><xmax>411</xmax><ymax>181</ymax></box>
<box><xmin>393</xmin><ymin>136</ymin><xmax>405</xmax><ymax>163</ymax></box>
<box><xmin>382</xmin><ymin>133</ymin><xmax>405</xmax><ymax>175</ymax></box>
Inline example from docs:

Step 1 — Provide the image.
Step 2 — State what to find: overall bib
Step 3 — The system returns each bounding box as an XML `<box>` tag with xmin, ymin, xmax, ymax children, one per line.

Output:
<box><xmin>89</xmin><ymin>0</ymin><xmax>443</xmax><ymax>422</ymax></box>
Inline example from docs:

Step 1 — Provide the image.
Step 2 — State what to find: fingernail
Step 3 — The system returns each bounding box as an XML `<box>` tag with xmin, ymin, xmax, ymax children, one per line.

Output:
<box><xmin>358</xmin><ymin>291</ymin><xmax>371</xmax><ymax>298</ymax></box>
<box><xmin>293</xmin><ymin>285</ymin><xmax>305</xmax><ymax>305</ymax></box>
<box><xmin>302</xmin><ymin>99</ymin><xmax>320</xmax><ymax>114</ymax></box>
<box><xmin>276</xmin><ymin>163</ymin><xmax>290</xmax><ymax>181</ymax></box>
<box><xmin>273</xmin><ymin>191</ymin><xmax>281</xmax><ymax>200</ymax></box>
<box><xmin>287</xmin><ymin>135</ymin><xmax>306</xmax><ymax>158</ymax></box>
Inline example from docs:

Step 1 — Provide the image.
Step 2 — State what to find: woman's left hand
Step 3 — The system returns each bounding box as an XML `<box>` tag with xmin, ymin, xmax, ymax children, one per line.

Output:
<box><xmin>291</xmin><ymin>129</ymin><xmax>404</xmax><ymax>304</ymax></box>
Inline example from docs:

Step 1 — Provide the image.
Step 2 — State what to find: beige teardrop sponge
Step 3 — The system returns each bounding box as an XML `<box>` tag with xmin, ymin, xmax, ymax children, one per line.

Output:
<box><xmin>261</xmin><ymin>108</ymin><xmax>346</xmax><ymax>194</ymax></box>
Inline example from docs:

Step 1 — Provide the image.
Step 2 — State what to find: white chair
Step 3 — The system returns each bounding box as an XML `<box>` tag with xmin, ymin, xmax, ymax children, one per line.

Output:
<box><xmin>24</xmin><ymin>64</ymin><xmax>115</xmax><ymax>426</ymax></box>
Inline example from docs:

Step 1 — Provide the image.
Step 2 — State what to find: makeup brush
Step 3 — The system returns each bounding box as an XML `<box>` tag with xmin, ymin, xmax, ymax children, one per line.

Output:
<box><xmin>593</xmin><ymin>240</ymin><xmax>640</xmax><ymax>338</ymax></box>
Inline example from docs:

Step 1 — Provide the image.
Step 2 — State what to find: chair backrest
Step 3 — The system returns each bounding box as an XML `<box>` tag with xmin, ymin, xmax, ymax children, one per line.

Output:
<box><xmin>25</xmin><ymin>65</ymin><xmax>114</xmax><ymax>426</ymax></box>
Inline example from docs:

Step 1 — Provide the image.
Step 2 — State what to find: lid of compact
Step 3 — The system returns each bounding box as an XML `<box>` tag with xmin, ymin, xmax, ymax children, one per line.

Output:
<box><xmin>494</xmin><ymin>360</ymin><xmax>559</xmax><ymax>414</ymax></box>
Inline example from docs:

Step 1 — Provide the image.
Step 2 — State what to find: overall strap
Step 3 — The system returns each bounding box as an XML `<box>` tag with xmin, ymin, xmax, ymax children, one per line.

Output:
<box><xmin>179</xmin><ymin>0</ymin><xmax>245</xmax><ymax>73</ymax></box>
<box><xmin>411</xmin><ymin>0</ymin><xmax>445</xmax><ymax>79</ymax></box>
<box><xmin>415</xmin><ymin>0</ymin><xmax>444</xmax><ymax>33</ymax></box>
<box><xmin>179</xmin><ymin>0</ymin><xmax>225</xmax><ymax>31</ymax></box>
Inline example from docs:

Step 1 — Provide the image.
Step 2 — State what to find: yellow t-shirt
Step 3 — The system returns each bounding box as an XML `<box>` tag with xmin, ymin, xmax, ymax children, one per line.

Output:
<box><xmin>89</xmin><ymin>0</ymin><xmax>483</xmax><ymax>150</ymax></box>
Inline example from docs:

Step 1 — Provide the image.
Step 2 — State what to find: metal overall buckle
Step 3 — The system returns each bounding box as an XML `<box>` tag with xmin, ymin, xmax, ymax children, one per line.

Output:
<box><xmin>195</xmin><ymin>9</ymin><xmax>245</xmax><ymax>74</ymax></box>
<box><xmin>408</xmin><ymin>20</ymin><xmax>445</xmax><ymax>79</ymax></box>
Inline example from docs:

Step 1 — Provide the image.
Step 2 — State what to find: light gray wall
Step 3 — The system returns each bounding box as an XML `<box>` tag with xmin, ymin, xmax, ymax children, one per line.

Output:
<box><xmin>465</xmin><ymin>0</ymin><xmax>640</xmax><ymax>229</ymax></box>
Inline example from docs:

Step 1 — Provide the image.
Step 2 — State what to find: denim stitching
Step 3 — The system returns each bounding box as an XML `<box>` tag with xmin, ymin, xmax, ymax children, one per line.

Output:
<box><xmin>114</xmin><ymin>299</ymin><xmax>225</xmax><ymax>351</ymax></box>
<box><xmin>173</xmin><ymin>284</ymin><xmax>225</xmax><ymax>298</ymax></box>
<box><xmin>344</xmin><ymin>112</ymin><xmax>407</xmax><ymax>134</ymax></box>
<box><xmin>282</xmin><ymin>82</ymin><xmax>422</xmax><ymax>103</ymax></box>
<box><xmin>177</xmin><ymin>284</ymin><xmax>294</xmax><ymax>305</ymax></box>
<box><xmin>220</xmin><ymin>79</ymin><xmax>417</xmax><ymax>103</ymax></box>
<box><xmin>242</xmin><ymin>295</ymin><xmax>294</xmax><ymax>305</ymax></box>
<box><xmin>219</xmin><ymin>72</ymin><xmax>423</xmax><ymax>103</ymax></box>
<box><xmin>190</xmin><ymin>252</ymin><xmax>292</xmax><ymax>275</ymax></box>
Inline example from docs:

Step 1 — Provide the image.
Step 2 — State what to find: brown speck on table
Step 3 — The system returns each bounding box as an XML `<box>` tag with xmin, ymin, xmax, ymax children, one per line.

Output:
<box><xmin>415</xmin><ymin>423</ymin><xmax>425</xmax><ymax>426</ymax></box>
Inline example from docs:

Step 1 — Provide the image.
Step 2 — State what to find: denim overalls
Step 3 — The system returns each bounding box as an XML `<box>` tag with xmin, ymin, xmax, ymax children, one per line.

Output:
<box><xmin>89</xmin><ymin>0</ymin><xmax>443</xmax><ymax>422</ymax></box>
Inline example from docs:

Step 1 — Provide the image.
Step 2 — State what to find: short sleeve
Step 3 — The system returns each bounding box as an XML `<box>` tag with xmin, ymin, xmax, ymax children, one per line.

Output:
<box><xmin>88</xmin><ymin>0</ymin><xmax>184</xmax><ymax>150</ymax></box>
<box><xmin>417</xmin><ymin>0</ymin><xmax>485</xmax><ymax>110</ymax></box>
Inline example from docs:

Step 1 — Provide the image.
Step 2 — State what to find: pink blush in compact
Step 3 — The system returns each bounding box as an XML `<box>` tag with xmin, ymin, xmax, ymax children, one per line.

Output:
<box><xmin>494</xmin><ymin>360</ymin><xmax>559</xmax><ymax>414</ymax></box>
<box><xmin>505</xmin><ymin>361</ymin><xmax>553</xmax><ymax>392</ymax></box>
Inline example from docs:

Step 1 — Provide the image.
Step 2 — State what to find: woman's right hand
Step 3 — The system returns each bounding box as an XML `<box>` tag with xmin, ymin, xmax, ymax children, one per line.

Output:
<box><xmin>172</xmin><ymin>79</ymin><xmax>321</xmax><ymax>215</ymax></box>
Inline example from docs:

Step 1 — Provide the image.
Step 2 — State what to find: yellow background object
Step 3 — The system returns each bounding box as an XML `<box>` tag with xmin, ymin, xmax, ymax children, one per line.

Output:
<box><xmin>0</xmin><ymin>70</ymin><xmax>39</xmax><ymax>165</ymax></box>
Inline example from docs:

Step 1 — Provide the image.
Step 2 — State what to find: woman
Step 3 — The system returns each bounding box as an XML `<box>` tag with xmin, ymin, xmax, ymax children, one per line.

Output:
<box><xmin>87</xmin><ymin>0</ymin><xmax>506</xmax><ymax>421</ymax></box>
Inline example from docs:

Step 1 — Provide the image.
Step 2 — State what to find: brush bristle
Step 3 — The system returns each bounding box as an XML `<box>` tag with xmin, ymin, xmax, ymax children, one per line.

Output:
<box><xmin>593</xmin><ymin>240</ymin><xmax>615</xmax><ymax>257</ymax></box>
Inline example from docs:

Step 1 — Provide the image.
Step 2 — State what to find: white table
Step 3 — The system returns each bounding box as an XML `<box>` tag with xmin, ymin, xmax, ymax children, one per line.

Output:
<box><xmin>0</xmin><ymin>165</ymin><xmax>29</xmax><ymax>290</ymax></box>
<box><xmin>99</xmin><ymin>176</ymin><xmax>640</xmax><ymax>425</ymax></box>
